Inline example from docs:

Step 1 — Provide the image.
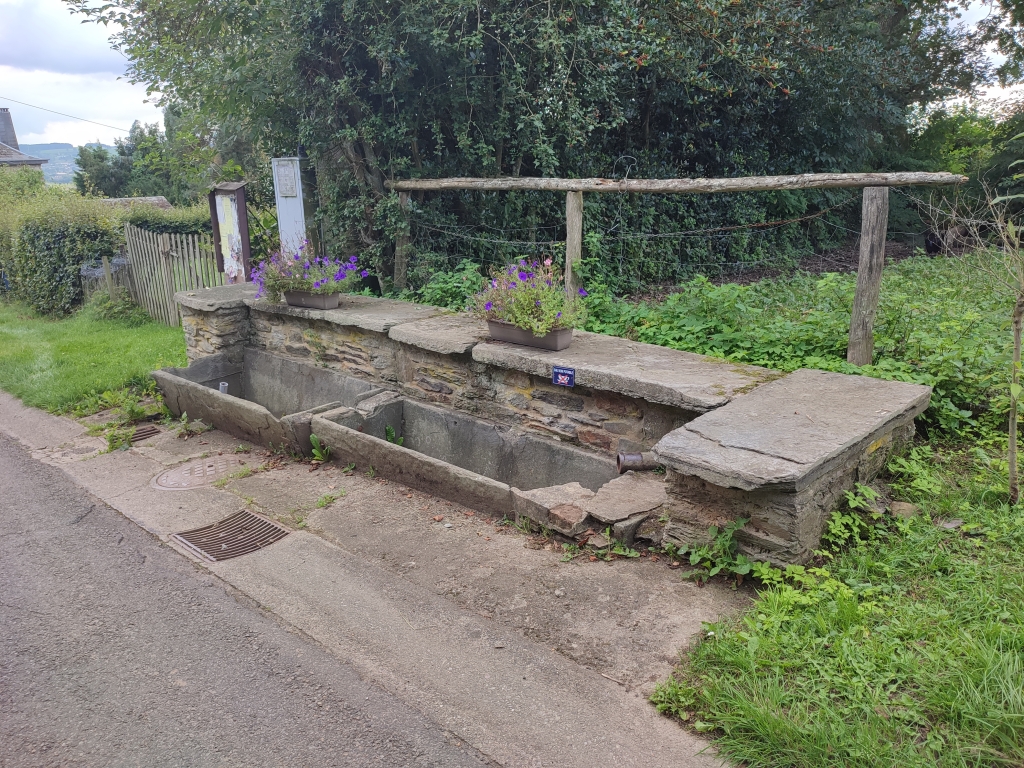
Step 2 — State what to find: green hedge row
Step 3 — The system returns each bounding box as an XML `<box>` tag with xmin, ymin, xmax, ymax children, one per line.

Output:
<box><xmin>1</xmin><ymin>196</ymin><xmax>123</xmax><ymax>314</ymax></box>
<box><xmin>0</xmin><ymin>167</ymin><xmax>215</xmax><ymax>314</ymax></box>
<box><xmin>125</xmin><ymin>203</ymin><xmax>211</xmax><ymax>234</ymax></box>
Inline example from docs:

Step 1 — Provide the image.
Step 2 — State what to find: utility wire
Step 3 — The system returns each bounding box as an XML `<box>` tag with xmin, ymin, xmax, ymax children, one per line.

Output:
<box><xmin>0</xmin><ymin>95</ymin><xmax>131</xmax><ymax>133</ymax></box>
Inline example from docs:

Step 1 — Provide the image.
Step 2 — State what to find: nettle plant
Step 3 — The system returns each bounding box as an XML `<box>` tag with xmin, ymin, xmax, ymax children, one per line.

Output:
<box><xmin>474</xmin><ymin>258</ymin><xmax>587</xmax><ymax>335</ymax></box>
<box><xmin>253</xmin><ymin>246</ymin><xmax>367</xmax><ymax>300</ymax></box>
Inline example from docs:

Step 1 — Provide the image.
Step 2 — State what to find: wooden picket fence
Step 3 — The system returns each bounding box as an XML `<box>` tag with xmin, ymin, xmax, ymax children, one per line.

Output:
<box><xmin>122</xmin><ymin>223</ymin><xmax>225</xmax><ymax>325</ymax></box>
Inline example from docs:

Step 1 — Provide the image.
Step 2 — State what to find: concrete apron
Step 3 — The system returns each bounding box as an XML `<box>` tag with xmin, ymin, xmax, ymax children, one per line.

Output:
<box><xmin>0</xmin><ymin>390</ymin><xmax>735</xmax><ymax>768</ymax></box>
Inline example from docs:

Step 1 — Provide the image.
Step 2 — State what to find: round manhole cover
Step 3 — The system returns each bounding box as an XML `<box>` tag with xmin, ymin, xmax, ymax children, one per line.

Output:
<box><xmin>152</xmin><ymin>456</ymin><xmax>247</xmax><ymax>490</ymax></box>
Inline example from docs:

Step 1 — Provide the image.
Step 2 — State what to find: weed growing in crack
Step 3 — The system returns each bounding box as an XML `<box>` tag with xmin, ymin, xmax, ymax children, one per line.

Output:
<box><xmin>309</xmin><ymin>433</ymin><xmax>331</xmax><ymax>463</ymax></box>
<box><xmin>385</xmin><ymin>425</ymin><xmax>404</xmax><ymax>446</ymax></box>
<box><xmin>316</xmin><ymin>491</ymin><xmax>346</xmax><ymax>508</ymax></box>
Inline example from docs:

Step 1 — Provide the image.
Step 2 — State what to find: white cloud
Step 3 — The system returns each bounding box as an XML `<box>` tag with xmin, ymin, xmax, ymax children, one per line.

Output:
<box><xmin>0</xmin><ymin>0</ymin><xmax>128</xmax><ymax>74</ymax></box>
<box><xmin>0</xmin><ymin>0</ymin><xmax>162</xmax><ymax>146</ymax></box>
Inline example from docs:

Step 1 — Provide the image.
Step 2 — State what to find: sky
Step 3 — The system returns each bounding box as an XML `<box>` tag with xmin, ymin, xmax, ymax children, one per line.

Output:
<box><xmin>0</xmin><ymin>0</ymin><xmax>1019</xmax><ymax>149</ymax></box>
<box><xmin>0</xmin><ymin>0</ymin><xmax>163</xmax><ymax>146</ymax></box>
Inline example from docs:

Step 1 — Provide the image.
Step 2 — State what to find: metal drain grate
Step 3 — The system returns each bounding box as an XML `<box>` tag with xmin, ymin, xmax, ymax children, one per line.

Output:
<box><xmin>152</xmin><ymin>456</ymin><xmax>246</xmax><ymax>490</ymax></box>
<box><xmin>171</xmin><ymin>510</ymin><xmax>290</xmax><ymax>562</ymax></box>
<box><xmin>131</xmin><ymin>424</ymin><xmax>160</xmax><ymax>443</ymax></box>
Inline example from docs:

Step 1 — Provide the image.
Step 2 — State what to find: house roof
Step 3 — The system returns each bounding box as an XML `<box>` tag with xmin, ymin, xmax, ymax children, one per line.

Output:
<box><xmin>0</xmin><ymin>141</ymin><xmax>47</xmax><ymax>167</ymax></box>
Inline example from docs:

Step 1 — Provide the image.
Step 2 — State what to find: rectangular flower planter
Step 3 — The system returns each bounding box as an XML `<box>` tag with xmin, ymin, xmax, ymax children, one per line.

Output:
<box><xmin>283</xmin><ymin>290</ymin><xmax>340</xmax><ymax>310</ymax></box>
<box><xmin>487</xmin><ymin>320</ymin><xmax>573</xmax><ymax>351</ymax></box>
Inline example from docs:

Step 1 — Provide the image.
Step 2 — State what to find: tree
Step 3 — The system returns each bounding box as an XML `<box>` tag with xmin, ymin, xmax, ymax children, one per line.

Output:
<box><xmin>64</xmin><ymin>0</ymin><xmax>1024</xmax><ymax>290</ymax></box>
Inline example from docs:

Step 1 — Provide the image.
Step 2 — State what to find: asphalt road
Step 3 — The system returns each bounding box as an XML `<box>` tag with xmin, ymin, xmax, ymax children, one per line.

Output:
<box><xmin>0</xmin><ymin>434</ymin><xmax>490</xmax><ymax>768</ymax></box>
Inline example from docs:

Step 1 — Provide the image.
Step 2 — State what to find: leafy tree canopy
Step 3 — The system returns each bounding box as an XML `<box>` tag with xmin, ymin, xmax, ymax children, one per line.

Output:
<box><xmin>64</xmin><ymin>0</ymin><xmax>1024</xmax><ymax>291</ymax></box>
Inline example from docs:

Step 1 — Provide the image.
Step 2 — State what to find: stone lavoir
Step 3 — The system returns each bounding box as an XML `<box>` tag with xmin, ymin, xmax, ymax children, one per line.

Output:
<box><xmin>162</xmin><ymin>283</ymin><xmax>930</xmax><ymax>564</ymax></box>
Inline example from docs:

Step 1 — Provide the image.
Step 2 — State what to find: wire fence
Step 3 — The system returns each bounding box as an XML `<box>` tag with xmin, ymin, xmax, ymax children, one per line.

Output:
<box><xmin>398</xmin><ymin>183</ymin><xmax>957</xmax><ymax>292</ymax></box>
<box><xmin>402</xmin><ymin>190</ymin><xmax>871</xmax><ymax>288</ymax></box>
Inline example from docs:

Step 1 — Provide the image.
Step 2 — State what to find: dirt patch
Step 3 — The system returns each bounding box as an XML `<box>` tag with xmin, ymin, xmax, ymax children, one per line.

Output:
<box><xmin>222</xmin><ymin>454</ymin><xmax>749</xmax><ymax>692</ymax></box>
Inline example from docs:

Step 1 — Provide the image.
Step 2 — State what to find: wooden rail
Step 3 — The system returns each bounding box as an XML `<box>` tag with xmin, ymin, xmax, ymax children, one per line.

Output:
<box><xmin>386</xmin><ymin>171</ymin><xmax>967</xmax><ymax>366</ymax></box>
<box><xmin>386</xmin><ymin>172</ymin><xmax>965</xmax><ymax>194</ymax></box>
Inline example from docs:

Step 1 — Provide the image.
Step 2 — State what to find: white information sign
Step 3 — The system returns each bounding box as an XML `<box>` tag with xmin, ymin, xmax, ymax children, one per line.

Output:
<box><xmin>272</xmin><ymin>157</ymin><xmax>307</xmax><ymax>256</ymax></box>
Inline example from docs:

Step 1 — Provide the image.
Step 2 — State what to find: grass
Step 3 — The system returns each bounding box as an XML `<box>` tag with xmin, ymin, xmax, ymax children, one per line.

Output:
<box><xmin>0</xmin><ymin>299</ymin><xmax>186</xmax><ymax>412</ymax></box>
<box><xmin>653</xmin><ymin>444</ymin><xmax>1024</xmax><ymax>767</ymax></box>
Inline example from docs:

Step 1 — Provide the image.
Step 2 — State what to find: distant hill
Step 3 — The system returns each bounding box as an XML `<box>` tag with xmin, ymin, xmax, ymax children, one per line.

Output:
<box><xmin>20</xmin><ymin>142</ymin><xmax>117</xmax><ymax>185</ymax></box>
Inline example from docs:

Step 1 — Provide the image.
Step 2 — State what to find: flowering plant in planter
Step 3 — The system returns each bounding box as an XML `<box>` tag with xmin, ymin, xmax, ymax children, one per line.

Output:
<box><xmin>252</xmin><ymin>246</ymin><xmax>368</xmax><ymax>301</ymax></box>
<box><xmin>473</xmin><ymin>258</ymin><xmax>587</xmax><ymax>335</ymax></box>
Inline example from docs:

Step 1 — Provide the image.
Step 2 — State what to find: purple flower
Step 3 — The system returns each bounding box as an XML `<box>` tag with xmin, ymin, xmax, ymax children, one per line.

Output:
<box><xmin>349</xmin><ymin>255</ymin><xmax>358</xmax><ymax>264</ymax></box>
<box><xmin>578</xmin><ymin>288</ymin><xmax>588</xmax><ymax>297</ymax></box>
<box><xmin>360</xmin><ymin>269</ymin><xmax>369</xmax><ymax>277</ymax></box>
<box><xmin>334</xmin><ymin>270</ymin><xmax>345</xmax><ymax>281</ymax></box>
<box><xmin>556</xmin><ymin>311</ymin><xmax>562</xmax><ymax>318</ymax></box>
<box><xmin>294</xmin><ymin>254</ymin><xmax>301</xmax><ymax>261</ymax></box>
<box><xmin>485</xmin><ymin>301</ymin><xmax>493</xmax><ymax>311</ymax></box>
<box><xmin>518</xmin><ymin>271</ymin><xmax>528</xmax><ymax>281</ymax></box>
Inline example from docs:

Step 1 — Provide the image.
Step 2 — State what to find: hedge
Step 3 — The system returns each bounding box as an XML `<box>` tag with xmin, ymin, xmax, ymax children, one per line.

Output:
<box><xmin>125</xmin><ymin>203</ymin><xmax>211</xmax><ymax>234</ymax></box>
<box><xmin>1</xmin><ymin>195</ymin><xmax>124</xmax><ymax>315</ymax></box>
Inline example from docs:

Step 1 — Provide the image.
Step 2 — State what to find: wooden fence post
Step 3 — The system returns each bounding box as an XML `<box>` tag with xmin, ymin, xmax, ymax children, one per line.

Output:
<box><xmin>565</xmin><ymin>190</ymin><xmax>584</xmax><ymax>294</ymax></box>
<box><xmin>158</xmin><ymin>233</ymin><xmax>178</xmax><ymax>325</ymax></box>
<box><xmin>847</xmin><ymin>187</ymin><xmax>889</xmax><ymax>366</ymax></box>
<box><xmin>394</xmin><ymin>191</ymin><xmax>411</xmax><ymax>291</ymax></box>
<box><xmin>100</xmin><ymin>253</ymin><xmax>116</xmax><ymax>302</ymax></box>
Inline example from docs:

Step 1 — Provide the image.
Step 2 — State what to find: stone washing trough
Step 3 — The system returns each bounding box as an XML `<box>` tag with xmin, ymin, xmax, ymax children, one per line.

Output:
<box><xmin>309</xmin><ymin>394</ymin><xmax>623</xmax><ymax>518</ymax></box>
<box><xmin>154</xmin><ymin>348</ymin><xmax>385</xmax><ymax>451</ymax></box>
<box><xmin>155</xmin><ymin>349</ymin><xmax>673</xmax><ymax>540</ymax></box>
<box><xmin>160</xmin><ymin>284</ymin><xmax>935</xmax><ymax>562</ymax></box>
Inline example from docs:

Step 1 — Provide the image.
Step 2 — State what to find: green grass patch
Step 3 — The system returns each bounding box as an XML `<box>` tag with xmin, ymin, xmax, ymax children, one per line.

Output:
<box><xmin>0</xmin><ymin>299</ymin><xmax>186</xmax><ymax>412</ymax></box>
<box><xmin>653</xmin><ymin>445</ymin><xmax>1024</xmax><ymax>767</ymax></box>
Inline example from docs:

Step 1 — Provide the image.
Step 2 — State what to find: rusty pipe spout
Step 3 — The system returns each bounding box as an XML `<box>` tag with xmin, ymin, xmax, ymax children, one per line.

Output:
<box><xmin>616</xmin><ymin>451</ymin><xmax>660</xmax><ymax>474</ymax></box>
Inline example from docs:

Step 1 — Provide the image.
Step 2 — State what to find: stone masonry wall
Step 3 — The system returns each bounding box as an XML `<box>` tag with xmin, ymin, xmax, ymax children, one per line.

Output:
<box><xmin>661</xmin><ymin>420</ymin><xmax>917</xmax><ymax>563</ymax></box>
<box><xmin>180</xmin><ymin>301</ymin><xmax>695</xmax><ymax>456</ymax></box>
<box><xmin>181</xmin><ymin>305</ymin><xmax>249</xmax><ymax>365</ymax></box>
<box><xmin>243</xmin><ymin>309</ymin><xmax>693</xmax><ymax>455</ymax></box>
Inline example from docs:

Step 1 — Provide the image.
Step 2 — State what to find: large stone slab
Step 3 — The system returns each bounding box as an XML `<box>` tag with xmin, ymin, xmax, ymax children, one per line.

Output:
<box><xmin>654</xmin><ymin>369</ymin><xmax>931</xmax><ymax>492</ymax></box>
<box><xmin>248</xmin><ymin>294</ymin><xmax>441</xmax><ymax>334</ymax></box>
<box><xmin>176</xmin><ymin>282</ymin><xmax>258</xmax><ymax>311</ymax></box>
<box><xmin>389</xmin><ymin>313</ymin><xmax>489</xmax><ymax>355</ymax></box>
<box><xmin>583</xmin><ymin>472</ymin><xmax>668</xmax><ymax>524</ymax></box>
<box><xmin>473</xmin><ymin>331</ymin><xmax>776</xmax><ymax>412</ymax></box>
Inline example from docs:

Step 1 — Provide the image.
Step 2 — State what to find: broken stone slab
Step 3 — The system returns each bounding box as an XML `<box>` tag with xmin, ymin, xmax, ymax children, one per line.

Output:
<box><xmin>472</xmin><ymin>330</ymin><xmax>777</xmax><ymax>412</ymax></box>
<box><xmin>653</xmin><ymin>368</ymin><xmax>932</xmax><ymax>492</ymax></box>
<box><xmin>247</xmin><ymin>294</ymin><xmax>441</xmax><ymax>334</ymax></box>
<box><xmin>583</xmin><ymin>471</ymin><xmax>668</xmax><ymax>524</ymax></box>
<box><xmin>612</xmin><ymin>512</ymin><xmax>651</xmax><ymax>547</ymax></box>
<box><xmin>512</xmin><ymin>482</ymin><xmax>595</xmax><ymax>537</ymax></box>
<box><xmin>388</xmin><ymin>313</ymin><xmax>490</xmax><ymax>356</ymax></box>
